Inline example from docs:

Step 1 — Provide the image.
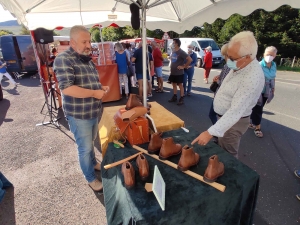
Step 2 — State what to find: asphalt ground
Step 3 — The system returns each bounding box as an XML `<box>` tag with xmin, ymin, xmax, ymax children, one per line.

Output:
<box><xmin>0</xmin><ymin>64</ymin><xmax>300</xmax><ymax>225</ymax></box>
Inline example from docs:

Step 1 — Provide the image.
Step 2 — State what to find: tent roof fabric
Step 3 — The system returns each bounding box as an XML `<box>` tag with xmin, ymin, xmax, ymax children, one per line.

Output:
<box><xmin>0</xmin><ymin>0</ymin><xmax>299</xmax><ymax>33</ymax></box>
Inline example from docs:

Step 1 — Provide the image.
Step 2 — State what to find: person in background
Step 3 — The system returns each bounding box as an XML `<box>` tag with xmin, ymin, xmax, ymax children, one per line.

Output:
<box><xmin>209</xmin><ymin>43</ymin><xmax>231</xmax><ymax>125</ymax></box>
<box><xmin>130</xmin><ymin>43</ymin><xmax>137</xmax><ymax>86</ymax></box>
<box><xmin>0</xmin><ymin>59</ymin><xmax>17</xmax><ymax>87</ymax></box>
<box><xmin>125</xmin><ymin>43</ymin><xmax>135</xmax><ymax>89</ymax></box>
<box><xmin>168</xmin><ymin>38</ymin><xmax>192</xmax><ymax>105</ymax></box>
<box><xmin>183</xmin><ymin>44</ymin><xmax>197</xmax><ymax>96</ymax></box>
<box><xmin>151</xmin><ymin>41</ymin><xmax>164</xmax><ymax>93</ymax></box>
<box><xmin>132</xmin><ymin>42</ymin><xmax>153</xmax><ymax>97</ymax></box>
<box><xmin>115</xmin><ymin>42</ymin><xmax>129</xmax><ymax>99</ymax></box>
<box><xmin>203</xmin><ymin>46</ymin><xmax>213</xmax><ymax>84</ymax></box>
<box><xmin>249</xmin><ymin>46</ymin><xmax>277</xmax><ymax>138</ymax></box>
<box><xmin>49</xmin><ymin>48</ymin><xmax>58</xmax><ymax>67</ymax></box>
<box><xmin>54</xmin><ymin>25</ymin><xmax>110</xmax><ymax>192</ymax></box>
<box><xmin>167</xmin><ymin>42</ymin><xmax>174</xmax><ymax>84</ymax></box>
<box><xmin>192</xmin><ymin>31</ymin><xmax>265</xmax><ymax>159</ymax></box>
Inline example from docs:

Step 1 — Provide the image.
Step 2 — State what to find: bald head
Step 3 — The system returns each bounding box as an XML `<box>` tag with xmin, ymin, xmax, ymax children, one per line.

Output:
<box><xmin>151</xmin><ymin>41</ymin><xmax>157</xmax><ymax>48</ymax></box>
<box><xmin>69</xmin><ymin>25</ymin><xmax>91</xmax><ymax>55</ymax></box>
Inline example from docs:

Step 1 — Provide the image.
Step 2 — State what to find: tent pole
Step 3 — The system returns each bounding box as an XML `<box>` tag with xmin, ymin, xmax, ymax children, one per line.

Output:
<box><xmin>142</xmin><ymin>0</ymin><xmax>147</xmax><ymax>107</ymax></box>
<box><xmin>99</xmin><ymin>25</ymin><xmax>106</xmax><ymax>65</ymax></box>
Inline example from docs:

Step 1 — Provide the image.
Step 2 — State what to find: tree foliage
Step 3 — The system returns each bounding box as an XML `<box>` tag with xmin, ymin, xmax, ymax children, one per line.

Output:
<box><xmin>198</xmin><ymin>5</ymin><xmax>300</xmax><ymax>58</ymax></box>
<box><xmin>88</xmin><ymin>5</ymin><xmax>299</xmax><ymax>59</ymax></box>
<box><xmin>20</xmin><ymin>24</ymin><xmax>30</xmax><ymax>35</ymax></box>
<box><xmin>0</xmin><ymin>29</ymin><xmax>13</xmax><ymax>36</ymax></box>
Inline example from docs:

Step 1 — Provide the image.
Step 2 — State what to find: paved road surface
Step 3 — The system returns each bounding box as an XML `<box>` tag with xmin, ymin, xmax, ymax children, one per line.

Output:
<box><xmin>0</xmin><ymin>64</ymin><xmax>299</xmax><ymax>224</ymax></box>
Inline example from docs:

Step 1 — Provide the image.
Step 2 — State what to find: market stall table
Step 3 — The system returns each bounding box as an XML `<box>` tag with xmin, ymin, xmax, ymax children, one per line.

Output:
<box><xmin>98</xmin><ymin>101</ymin><xmax>185</xmax><ymax>156</ymax></box>
<box><xmin>101</xmin><ymin>127</ymin><xmax>259</xmax><ymax>225</ymax></box>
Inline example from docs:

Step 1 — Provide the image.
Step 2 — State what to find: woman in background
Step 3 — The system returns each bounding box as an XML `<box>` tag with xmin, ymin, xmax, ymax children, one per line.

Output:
<box><xmin>183</xmin><ymin>44</ymin><xmax>197</xmax><ymax>96</ymax></box>
<box><xmin>203</xmin><ymin>46</ymin><xmax>212</xmax><ymax>84</ymax></box>
<box><xmin>115</xmin><ymin>43</ymin><xmax>129</xmax><ymax>99</ymax></box>
<box><xmin>249</xmin><ymin>46</ymin><xmax>277</xmax><ymax>138</ymax></box>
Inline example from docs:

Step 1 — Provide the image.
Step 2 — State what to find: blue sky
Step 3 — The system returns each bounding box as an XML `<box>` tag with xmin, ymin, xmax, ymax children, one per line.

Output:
<box><xmin>0</xmin><ymin>5</ymin><xmax>16</xmax><ymax>22</ymax></box>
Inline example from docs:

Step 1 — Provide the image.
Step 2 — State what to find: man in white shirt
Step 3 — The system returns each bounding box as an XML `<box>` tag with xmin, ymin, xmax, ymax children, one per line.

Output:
<box><xmin>192</xmin><ymin>31</ymin><xmax>265</xmax><ymax>158</ymax></box>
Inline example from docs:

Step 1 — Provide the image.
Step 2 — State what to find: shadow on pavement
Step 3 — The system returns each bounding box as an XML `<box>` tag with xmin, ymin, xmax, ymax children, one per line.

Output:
<box><xmin>263</xmin><ymin>110</ymin><xmax>275</xmax><ymax>115</ymax></box>
<box><xmin>0</xmin><ymin>187</ymin><xmax>16</xmax><ymax>225</ymax></box>
<box><xmin>0</xmin><ymin>99</ymin><xmax>11</xmax><ymax>126</ymax></box>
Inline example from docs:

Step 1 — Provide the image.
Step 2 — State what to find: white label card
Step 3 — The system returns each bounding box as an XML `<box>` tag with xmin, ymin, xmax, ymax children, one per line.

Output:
<box><xmin>152</xmin><ymin>165</ymin><xmax>166</xmax><ymax>211</ymax></box>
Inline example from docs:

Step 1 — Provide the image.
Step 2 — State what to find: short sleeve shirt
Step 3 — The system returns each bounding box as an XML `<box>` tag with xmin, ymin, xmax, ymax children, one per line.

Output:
<box><xmin>152</xmin><ymin>47</ymin><xmax>163</xmax><ymax>67</ymax></box>
<box><xmin>170</xmin><ymin>48</ymin><xmax>188</xmax><ymax>75</ymax></box>
<box><xmin>133</xmin><ymin>47</ymin><xmax>153</xmax><ymax>75</ymax></box>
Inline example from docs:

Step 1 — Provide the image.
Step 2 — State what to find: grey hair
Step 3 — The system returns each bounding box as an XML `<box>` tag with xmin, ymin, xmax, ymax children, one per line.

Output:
<box><xmin>220</xmin><ymin>43</ymin><xmax>228</xmax><ymax>56</ymax></box>
<box><xmin>70</xmin><ymin>25</ymin><xmax>89</xmax><ymax>39</ymax></box>
<box><xmin>151</xmin><ymin>41</ymin><xmax>157</xmax><ymax>47</ymax></box>
<box><xmin>228</xmin><ymin>31</ymin><xmax>257</xmax><ymax>60</ymax></box>
<box><xmin>206</xmin><ymin>46</ymin><xmax>212</xmax><ymax>52</ymax></box>
<box><xmin>265</xmin><ymin>46</ymin><xmax>277</xmax><ymax>54</ymax></box>
<box><xmin>114</xmin><ymin>42</ymin><xmax>124</xmax><ymax>51</ymax></box>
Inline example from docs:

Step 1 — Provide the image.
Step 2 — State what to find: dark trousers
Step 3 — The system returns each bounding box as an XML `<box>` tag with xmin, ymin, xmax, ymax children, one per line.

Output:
<box><xmin>0</xmin><ymin>84</ymin><xmax>3</xmax><ymax>101</ymax></box>
<box><xmin>250</xmin><ymin>95</ymin><xmax>268</xmax><ymax>126</ymax></box>
<box><xmin>209</xmin><ymin>100</ymin><xmax>218</xmax><ymax>125</ymax></box>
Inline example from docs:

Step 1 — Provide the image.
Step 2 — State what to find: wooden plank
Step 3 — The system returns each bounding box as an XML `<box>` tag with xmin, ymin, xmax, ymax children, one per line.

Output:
<box><xmin>104</xmin><ymin>152</ymin><xmax>142</xmax><ymax>169</ymax></box>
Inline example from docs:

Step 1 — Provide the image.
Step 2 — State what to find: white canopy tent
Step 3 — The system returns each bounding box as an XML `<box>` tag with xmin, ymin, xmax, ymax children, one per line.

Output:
<box><xmin>0</xmin><ymin>0</ymin><xmax>299</xmax><ymax>33</ymax></box>
<box><xmin>0</xmin><ymin>0</ymin><xmax>299</xmax><ymax>105</ymax></box>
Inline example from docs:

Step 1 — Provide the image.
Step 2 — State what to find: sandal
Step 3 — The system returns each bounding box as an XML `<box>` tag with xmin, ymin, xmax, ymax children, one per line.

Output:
<box><xmin>254</xmin><ymin>129</ymin><xmax>263</xmax><ymax>138</ymax></box>
<box><xmin>155</xmin><ymin>89</ymin><xmax>164</xmax><ymax>93</ymax></box>
<box><xmin>249</xmin><ymin>124</ymin><xmax>256</xmax><ymax>129</ymax></box>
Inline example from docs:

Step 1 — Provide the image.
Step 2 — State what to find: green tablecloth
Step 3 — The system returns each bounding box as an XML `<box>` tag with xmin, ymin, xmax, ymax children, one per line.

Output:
<box><xmin>101</xmin><ymin>127</ymin><xmax>259</xmax><ymax>225</ymax></box>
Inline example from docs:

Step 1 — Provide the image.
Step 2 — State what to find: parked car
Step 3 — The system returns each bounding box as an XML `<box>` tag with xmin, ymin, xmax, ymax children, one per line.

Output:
<box><xmin>0</xmin><ymin>35</ymin><xmax>38</xmax><ymax>74</ymax></box>
<box><xmin>179</xmin><ymin>38</ymin><xmax>223</xmax><ymax>67</ymax></box>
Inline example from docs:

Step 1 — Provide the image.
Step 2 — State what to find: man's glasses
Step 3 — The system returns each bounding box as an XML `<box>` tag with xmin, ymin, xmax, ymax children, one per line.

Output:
<box><xmin>226</xmin><ymin>54</ymin><xmax>252</xmax><ymax>61</ymax></box>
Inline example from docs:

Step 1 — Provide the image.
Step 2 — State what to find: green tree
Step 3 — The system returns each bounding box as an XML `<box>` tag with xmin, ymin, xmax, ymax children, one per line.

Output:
<box><xmin>0</xmin><ymin>30</ymin><xmax>13</xmax><ymax>36</ymax></box>
<box><xmin>123</xmin><ymin>26</ymin><xmax>140</xmax><ymax>38</ymax></box>
<box><xmin>20</xmin><ymin>24</ymin><xmax>30</xmax><ymax>35</ymax></box>
<box><xmin>102</xmin><ymin>27</ymin><xmax>123</xmax><ymax>41</ymax></box>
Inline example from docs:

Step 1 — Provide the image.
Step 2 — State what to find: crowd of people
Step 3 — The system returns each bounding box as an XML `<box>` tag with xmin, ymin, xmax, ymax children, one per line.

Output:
<box><xmin>51</xmin><ymin>25</ymin><xmax>285</xmax><ymax>197</ymax></box>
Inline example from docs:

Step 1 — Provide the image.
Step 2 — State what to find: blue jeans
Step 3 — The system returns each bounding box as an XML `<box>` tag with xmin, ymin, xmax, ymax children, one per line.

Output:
<box><xmin>183</xmin><ymin>68</ymin><xmax>194</xmax><ymax>94</ymax></box>
<box><xmin>66</xmin><ymin>115</ymin><xmax>99</xmax><ymax>183</ymax></box>
<box><xmin>0</xmin><ymin>172</ymin><xmax>13</xmax><ymax>202</ymax></box>
<box><xmin>209</xmin><ymin>100</ymin><xmax>218</xmax><ymax>125</ymax></box>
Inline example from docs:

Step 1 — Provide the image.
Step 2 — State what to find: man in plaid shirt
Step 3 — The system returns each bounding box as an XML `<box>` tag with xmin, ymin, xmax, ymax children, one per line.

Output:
<box><xmin>54</xmin><ymin>25</ymin><xmax>109</xmax><ymax>192</ymax></box>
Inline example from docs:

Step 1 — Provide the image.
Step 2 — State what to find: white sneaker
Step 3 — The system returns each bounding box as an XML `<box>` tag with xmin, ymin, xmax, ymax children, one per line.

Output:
<box><xmin>88</xmin><ymin>179</ymin><xmax>103</xmax><ymax>191</ymax></box>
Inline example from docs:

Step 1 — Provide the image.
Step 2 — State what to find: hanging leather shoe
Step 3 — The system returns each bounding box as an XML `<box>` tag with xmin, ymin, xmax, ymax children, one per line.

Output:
<box><xmin>125</xmin><ymin>94</ymin><xmax>143</xmax><ymax>110</ymax></box>
<box><xmin>177</xmin><ymin>145</ymin><xmax>200</xmax><ymax>171</ymax></box>
<box><xmin>121</xmin><ymin>161</ymin><xmax>135</xmax><ymax>189</ymax></box>
<box><xmin>159</xmin><ymin>137</ymin><xmax>182</xmax><ymax>160</ymax></box>
<box><xmin>148</xmin><ymin>132</ymin><xmax>163</xmax><ymax>154</ymax></box>
<box><xmin>204</xmin><ymin>155</ymin><xmax>224</xmax><ymax>183</ymax></box>
<box><xmin>136</xmin><ymin>94</ymin><xmax>151</xmax><ymax>108</ymax></box>
<box><xmin>136</xmin><ymin>154</ymin><xmax>149</xmax><ymax>181</ymax></box>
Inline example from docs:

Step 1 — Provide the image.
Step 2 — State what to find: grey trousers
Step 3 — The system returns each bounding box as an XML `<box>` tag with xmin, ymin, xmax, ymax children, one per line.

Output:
<box><xmin>218</xmin><ymin>116</ymin><xmax>250</xmax><ymax>159</ymax></box>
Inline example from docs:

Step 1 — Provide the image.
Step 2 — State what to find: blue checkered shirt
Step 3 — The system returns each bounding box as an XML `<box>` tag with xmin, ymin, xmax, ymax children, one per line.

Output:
<box><xmin>54</xmin><ymin>47</ymin><xmax>102</xmax><ymax>119</ymax></box>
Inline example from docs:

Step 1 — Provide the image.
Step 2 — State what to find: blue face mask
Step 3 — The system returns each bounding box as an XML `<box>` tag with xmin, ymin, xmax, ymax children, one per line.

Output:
<box><xmin>226</xmin><ymin>59</ymin><xmax>238</xmax><ymax>70</ymax></box>
<box><xmin>226</xmin><ymin>55</ymin><xmax>248</xmax><ymax>70</ymax></box>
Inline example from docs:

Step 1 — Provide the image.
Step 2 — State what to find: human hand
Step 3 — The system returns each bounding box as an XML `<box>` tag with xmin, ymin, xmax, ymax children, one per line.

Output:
<box><xmin>177</xmin><ymin>65</ymin><xmax>185</xmax><ymax>70</ymax></box>
<box><xmin>93</xmin><ymin>90</ymin><xmax>106</xmax><ymax>99</ymax></box>
<box><xmin>213</xmin><ymin>75</ymin><xmax>220</xmax><ymax>82</ymax></box>
<box><xmin>191</xmin><ymin>131</ymin><xmax>213</xmax><ymax>146</ymax></box>
<box><xmin>102</xmin><ymin>86</ymin><xmax>110</xmax><ymax>93</ymax></box>
<box><xmin>272</xmin><ymin>88</ymin><xmax>275</xmax><ymax>94</ymax></box>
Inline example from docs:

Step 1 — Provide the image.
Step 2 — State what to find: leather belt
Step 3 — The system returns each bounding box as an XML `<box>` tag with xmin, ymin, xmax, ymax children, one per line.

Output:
<box><xmin>217</xmin><ymin>114</ymin><xmax>250</xmax><ymax>119</ymax></box>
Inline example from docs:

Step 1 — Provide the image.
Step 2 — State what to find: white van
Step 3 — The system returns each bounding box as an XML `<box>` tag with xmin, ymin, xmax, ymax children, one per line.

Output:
<box><xmin>168</xmin><ymin>38</ymin><xmax>223</xmax><ymax>67</ymax></box>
